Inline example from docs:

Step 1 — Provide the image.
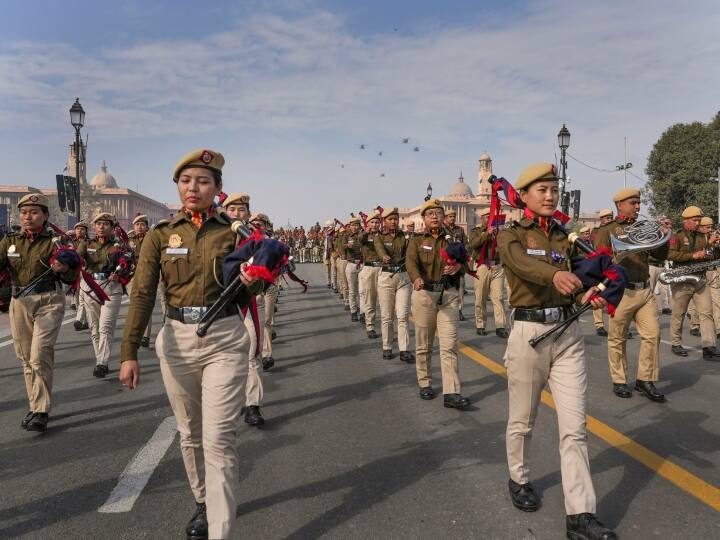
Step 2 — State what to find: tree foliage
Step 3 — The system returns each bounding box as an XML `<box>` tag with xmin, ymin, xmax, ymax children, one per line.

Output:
<box><xmin>644</xmin><ymin>111</ymin><xmax>720</xmax><ymax>224</ymax></box>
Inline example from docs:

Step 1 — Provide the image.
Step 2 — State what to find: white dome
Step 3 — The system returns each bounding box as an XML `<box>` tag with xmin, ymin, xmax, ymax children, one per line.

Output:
<box><xmin>449</xmin><ymin>172</ymin><xmax>473</xmax><ymax>197</ymax></box>
<box><xmin>480</xmin><ymin>151</ymin><xmax>491</xmax><ymax>161</ymax></box>
<box><xmin>90</xmin><ymin>160</ymin><xmax>118</xmax><ymax>189</ymax></box>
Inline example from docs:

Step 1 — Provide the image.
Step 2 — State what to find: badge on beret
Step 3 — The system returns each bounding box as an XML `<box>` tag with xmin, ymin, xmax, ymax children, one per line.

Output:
<box><xmin>168</xmin><ymin>234</ymin><xmax>183</xmax><ymax>248</ymax></box>
<box><xmin>8</xmin><ymin>245</ymin><xmax>16</xmax><ymax>254</ymax></box>
<box><xmin>30</xmin><ymin>195</ymin><xmax>39</xmax><ymax>203</ymax></box>
<box><xmin>200</xmin><ymin>150</ymin><xmax>213</xmax><ymax>164</ymax></box>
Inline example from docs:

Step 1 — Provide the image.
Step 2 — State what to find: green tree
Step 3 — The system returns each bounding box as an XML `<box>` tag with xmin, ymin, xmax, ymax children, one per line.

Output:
<box><xmin>644</xmin><ymin>111</ymin><xmax>720</xmax><ymax>224</ymax></box>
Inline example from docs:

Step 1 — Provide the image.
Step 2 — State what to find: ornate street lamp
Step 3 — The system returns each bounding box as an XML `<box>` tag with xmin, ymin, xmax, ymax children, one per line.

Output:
<box><xmin>424</xmin><ymin>182</ymin><xmax>433</xmax><ymax>202</ymax></box>
<box><xmin>557</xmin><ymin>124</ymin><xmax>570</xmax><ymax>214</ymax></box>
<box><xmin>69</xmin><ymin>98</ymin><xmax>85</xmax><ymax>221</ymax></box>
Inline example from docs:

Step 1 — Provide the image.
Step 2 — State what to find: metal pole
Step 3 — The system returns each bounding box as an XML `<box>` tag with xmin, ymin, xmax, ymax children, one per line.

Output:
<box><xmin>75</xmin><ymin>127</ymin><xmax>81</xmax><ymax>221</ymax></box>
<box><xmin>560</xmin><ymin>146</ymin><xmax>568</xmax><ymax>214</ymax></box>
<box><xmin>624</xmin><ymin>136</ymin><xmax>627</xmax><ymax>188</ymax></box>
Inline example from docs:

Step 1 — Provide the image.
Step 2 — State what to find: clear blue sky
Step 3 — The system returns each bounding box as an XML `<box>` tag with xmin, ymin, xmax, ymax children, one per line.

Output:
<box><xmin>2</xmin><ymin>0</ymin><xmax>718</xmax><ymax>225</ymax></box>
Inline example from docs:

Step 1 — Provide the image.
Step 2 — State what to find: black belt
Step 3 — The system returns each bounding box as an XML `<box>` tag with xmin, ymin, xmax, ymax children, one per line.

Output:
<box><xmin>625</xmin><ymin>280</ymin><xmax>650</xmax><ymax>290</ymax></box>
<box><xmin>363</xmin><ymin>262</ymin><xmax>383</xmax><ymax>267</ymax></box>
<box><xmin>166</xmin><ymin>304</ymin><xmax>238</xmax><ymax>324</ymax></box>
<box><xmin>422</xmin><ymin>282</ymin><xmax>452</xmax><ymax>292</ymax></box>
<box><xmin>11</xmin><ymin>281</ymin><xmax>59</xmax><ymax>298</ymax></box>
<box><xmin>513</xmin><ymin>306</ymin><xmax>574</xmax><ymax>324</ymax></box>
<box><xmin>382</xmin><ymin>265</ymin><xmax>403</xmax><ymax>273</ymax></box>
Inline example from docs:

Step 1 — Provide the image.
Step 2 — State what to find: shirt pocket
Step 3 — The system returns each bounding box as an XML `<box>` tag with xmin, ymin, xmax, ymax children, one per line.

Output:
<box><xmin>161</xmin><ymin>253</ymin><xmax>193</xmax><ymax>286</ymax></box>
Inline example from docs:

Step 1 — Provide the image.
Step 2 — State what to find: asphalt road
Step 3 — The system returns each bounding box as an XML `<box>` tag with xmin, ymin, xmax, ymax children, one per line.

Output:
<box><xmin>0</xmin><ymin>263</ymin><xmax>718</xmax><ymax>539</ymax></box>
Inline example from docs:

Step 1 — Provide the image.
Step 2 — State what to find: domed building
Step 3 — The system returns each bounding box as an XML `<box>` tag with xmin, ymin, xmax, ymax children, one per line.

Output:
<box><xmin>0</xmin><ymin>143</ymin><xmax>173</xmax><ymax>230</ymax></box>
<box><xmin>399</xmin><ymin>151</ymin><xmax>523</xmax><ymax>233</ymax></box>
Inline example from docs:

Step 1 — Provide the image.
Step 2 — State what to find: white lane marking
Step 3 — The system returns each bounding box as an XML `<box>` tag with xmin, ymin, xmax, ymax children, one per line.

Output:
<box><xmin>98</xmin><ymin>416</ymin><xmax>178</xmax><ymax>513</ymax></box>
<box><xmin>0</xmin><ymin>298</ymin><xmax>131</xmax><ymax>349</ymax></box>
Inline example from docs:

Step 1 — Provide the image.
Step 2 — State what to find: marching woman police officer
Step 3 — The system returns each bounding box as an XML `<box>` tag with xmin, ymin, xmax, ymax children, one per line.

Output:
<box><xmin>77</xmin><ymin>213</ymin><xmax>127</xmax><ymax>378</ymax></box>
<box><xmin>128</xmin><ymin>214</ymin><xmax>152</xmax><ymax>347</ymax></box>
<box><xmin>0</xmin><ymin>193</ymin><xmax>78</xmax><ymax>432</ymax></box>
<box><xmin>498</xmin><ymin>163</ymin><xmax>616</xmax><ymax>540</ymax></box>
<box><xmin>406</xmin><ymin>199</ymin><xmax>470</xmax><ymax>409</ymax></box>
<box><xmin>120</xmin><ymin>149</ymin><xmax>257</xmax><ymax>540</ymax></box>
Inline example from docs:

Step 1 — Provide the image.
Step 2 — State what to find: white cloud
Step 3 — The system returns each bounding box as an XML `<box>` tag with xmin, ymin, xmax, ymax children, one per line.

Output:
<box><xmin>1</xmin><ymin>0</ymin><xmax>718</xmax><ymax>224</ymax></box>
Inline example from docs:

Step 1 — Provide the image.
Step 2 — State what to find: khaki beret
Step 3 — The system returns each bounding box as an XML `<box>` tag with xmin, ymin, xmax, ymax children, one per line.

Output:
<box><xmin>478</xmin><ymin>207</ymin><xmax>491</xmax><ymax>217</ymax></box>
<box><xmin>445</xmin><ymin>208</ymin><xmax>457</xmax><ymax>216</ymax></box>
<box><xmin>222</xmin><ymin>193</ymin><xmax>250</xmax><ymax>208</ymax></box>
<box><xmin>382</xmin><ymin>207</ymin><xmax>399</xmax><ymax>218</ymax></box>
<box><xmin>612</xmin><ymin>187</ymin><xmax>641</xmax><ymax>203</ymax></box>
<box><xmin>173</xmin><ymin>149</ymin><xmax>225</xmax><ymax>181</ymax></box>
<box><xmin>516</xmin><ymin>163</ymin><xmax>558</xmax><ymax>190</ymax></box>
<box><xmin>132</xmin><ymin>214</ymin><xmax>149</xmax><ymax>225</ymax></box>
<box><xmin>579</xmin><ymin>225</ymin><xmax>591</xmax><ymax>233</ymax></box>
<box><xmin>700</xmin><ymin>216</ymin><xmax>713</xmax><ymax>226</ymax></box>
<box><xmin>420</xmin><ymin>198</ymin><xmax>444</xmax><ymax>216</ymax></box>
<box><xmin>17</xmin><ymin>193</ymin><xmax>49</xmax><ymax>209</ymax></box>
<box><xmin>93</xmin><ymin>212</ymin><xmax>116</xmax><ymax>225</ymax></box>
<box><xmin>367</xmin><ymin>212</ymin><xmax>381</xmax><ymax>222</ymax></box>
<box><xmin>250</xmin><ymin>212</ymin><xmax>270</xmax><ymax>225</ymax></box>
<box><xmin>324</xmin><ymin>219</ymin><xmax>334</xmax><ymax>227</ymax></box>
<box><xmin>598</xmin><ymin>208</ymin><xmax>614</xmax><ymax>218</ymax></box>
<box><xmin>73</xmin><ymin>221</ymin><xmax>88</xmax><ymax>229</ymax></box>
<box><xmin>347</xmin><ymin>216</ymin><xmax>361</xmax><ymax>225</ymax></box>
<box><xmin>682</xmin><ymin>205</ymin><xmax>704</xmax><ymax>219</ymax></box>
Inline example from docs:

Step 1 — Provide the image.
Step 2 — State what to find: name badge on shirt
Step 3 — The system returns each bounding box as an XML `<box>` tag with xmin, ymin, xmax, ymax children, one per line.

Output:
<box><xmin>527</xmin><ymin>248</ymin><xmax>546</xmax><ymax>256</ymax></box>
<box><xmin>384</xmin><ymin>242</ymin><xmax>393</xmax><ymax>247</ymax></box>
<box><xmin>87</xmin><ymin>248</ymin><xmax>97</xmax><ymax>254</ymax></box>
<box><xmin>421</xmin><ymin>245</ymin><xmax>433</xmax><ymax>251</ymax></box>
<box><xmin>7</xmin><ymin>253</ymin><xmax>20</xmax><ymax>258</ymax></box>
<box><xmin>166</xmin><ymin>248</ymin><xmax>189</xmax><ymax>255</ymax></box>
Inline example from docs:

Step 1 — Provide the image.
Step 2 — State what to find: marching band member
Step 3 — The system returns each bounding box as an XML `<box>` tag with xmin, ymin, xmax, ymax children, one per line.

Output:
<box><xmin>359</xmin><ymin>212</ymin><xmax>381</xmax><ymax>338</ymax></box>
<box><xmin>498</xmin><ymin>163</ymin><xmax>617</xmax><ymax>540</ymax></box>
<box><xmin>1</xmin><ymin>194</ymin><xmax>79</xmax><ymax>432</ymax></box>
<box><xmin>594</xmin><ymin>188</ymin><xmax>669</xmax><ymax>401</ymax></box>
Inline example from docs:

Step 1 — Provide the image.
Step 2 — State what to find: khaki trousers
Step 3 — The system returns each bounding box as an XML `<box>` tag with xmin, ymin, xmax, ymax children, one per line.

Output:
<box><xmin>127</xmin><ymin>281</ymin><xmax>152</xmax><ymax>340</ymax></box>
<box><xmin>377</xmin><ymin>271</ymin><xmax>411</xmax><ymax>351</ymax></box>
<box><xmin>10</xmin><ymin>290</ymin><xmax>65</xmax><ymax>413</ymax></box>
<box><xmin>337</xmin><ymin>259</ymin><xmax>349</xmax><ymax>304</ymax></box>
<box><xmin>411</xmin><ymin>288</ymin><xmax>461</xmax><ymax>394</ymax></box>
<box><xmin>648</xmin><ymin>265</ymin><xmax>671</xmax><ymax>311</ymax></box>
<box><xmin>592</xmin><ymin>308</ymin><xmax>605</xmax><ymax>329</ymax></box>
<box><xmin>74</xmin><ymin>286</ymin><xmax>87</xmax><ymax>324</ymax></box>
<box><xmin>157</xmin><ymin>316</ymin><xmax>249</xmax><ymax>540</ymax></box>
<box><xmin>670</xmin><ymin>281</ymin><xmax>715</xmax><ymax>347</ymax></box>
<box><xmin>474</xmin><ymin>264</ymin><xmax>507</xmax><ymax>330</ymax></box>
<box><xmin>323</xmin><ymin>257</ymin><xmax>332</xmax><ymax>285</ymax></box>
<box><xmin>243</xmin><ymin>310</ymin><xmax>263</xmax><ymax>407</ymax></box>
<box><xmin>261</xmin><ymin>284</ymin><xmax>279</xmax><ymax>358</ymax></box>
<box><xmin>688</xmin><ymin>271</ymin><xmax>720</xmax><ymax>332</ymax></box>
<box><xmin>330</xmin><ymin>255</ymin><xmax>338</xmax><ymax>289</ymax></box>
<box><xmin>345</xmin><ymin>262</ymin><xmax>361</xmax><ymax>313</ymax></box>
<box><xmin>360</xmin><ymin>266</ymin><xmax>381</xmax><ymax>331</ymax></box>
<box><xmin>607</xmin><ymin>287</ymin><xmax>660</xmax><ymax>383</ymax></box>
<box><xmin>505</xmin><ymin>319</ymin><xmax>596</xmax><ymax>515</ymax></box>
<box><xmin>82</xmin><ymin>281</ymin><xmax>123</xmax><ymax>366</ymax></box>
<box><xmin>458</xmin><ymin>274</ymin><xmax>466</xmax><ymax>313</ymax></box>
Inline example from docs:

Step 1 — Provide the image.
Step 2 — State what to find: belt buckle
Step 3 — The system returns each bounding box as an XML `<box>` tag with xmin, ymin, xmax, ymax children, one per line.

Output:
<box><xmin>544</xmin><ymin>308</ymin><xmax>560</xmax><ymax>323</ymax></box>
<box><xmin>182</xmin><ymin>307</ymin><xmax>205</xmax><ymax>323</ymax></box>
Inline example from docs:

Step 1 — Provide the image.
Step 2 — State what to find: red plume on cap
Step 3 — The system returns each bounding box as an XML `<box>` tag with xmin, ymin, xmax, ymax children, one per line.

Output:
<box><xmin>218</xmin><ymin>191</ymin><xmax>228</xmax><ymax>205</ymax></box>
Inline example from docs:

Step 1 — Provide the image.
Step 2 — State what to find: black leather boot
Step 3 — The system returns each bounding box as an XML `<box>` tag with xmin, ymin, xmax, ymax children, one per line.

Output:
<box><xmin>186</xmin><ymin>503</ymin><xmax>208</xmax><ymax>540</ymax></box>
<box><xmin>26</xmin><ymin>413</ymin><xmax>49</xmax><ymax>433</ymax></box>
<box><xmin>566</xmin><ymin>513</ymin><xmax>617</xmax><ymax>540</ymax></box>
<box><xmin>244</xmin><ymin>406</ymin><xmax>265</xmax><ymax>426</ymax></box>
<box><xmin>508</xmin><ymin>479</ymin><xmax>540</xmax><ymax>512</ymax></box>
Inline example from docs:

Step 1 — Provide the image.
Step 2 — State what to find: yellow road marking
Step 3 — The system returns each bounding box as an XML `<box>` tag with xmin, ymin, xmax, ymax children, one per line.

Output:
<box><xmin>458</xmin><ymin>342</ymin><xmax>720</xmax><ymax>512</ymax></box>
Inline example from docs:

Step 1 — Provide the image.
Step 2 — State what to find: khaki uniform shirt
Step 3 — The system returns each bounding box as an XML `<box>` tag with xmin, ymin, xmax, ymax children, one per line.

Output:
<box><xmin>668</xmin><ymin>229</ymin><xmax>717</xmax><ymax>265</ymax></box>
<box><xmin>0</xmin><ymin>230</ymin><xmax>77</xmax><ymax>286</ymax></box>
<box><xmin>446</xmin><ymin>224</ymin><xmax>468</xmax><ymax>245</ymax></box>
<box><xmin>594</xmin><ymin>217</ymin><xmax>669</xmax><ymax>282</ymax></box>
<box><xmin>336</xmin><ymin>232</ymin><xmax>347</xmax><ymax>260</ymax></box>
<box><xmin>360</xmin><ymin>232</ymin><xmax>380</xmax><ymax>263</ymax></box>
<box><xmin>120</xmin><ymin>211</ymin><xmax>236</xmax><ymax>361</ymax></box>
<box><xmin>374</xmin><ymin>231</ymin><xmax>408</xmax><ymax>264</ymax></box>
<box><xmin>344</xmin><ymin>232</ymin><xmax>362</xmax><ymax>261</ymax></box>
<box><xmin>406</xmin><ymin>228</ymin><xmax>465</xmax><ymax>284</ymax></box>
<box><xmin>77</xmin><ymin>237</ymin><xmax>119</xmax><ymax>274</ymax></box>
<box><xmin>497</xmin><ymin>217</ymin><xmax>573</xmax><ymax>309</ymax></box>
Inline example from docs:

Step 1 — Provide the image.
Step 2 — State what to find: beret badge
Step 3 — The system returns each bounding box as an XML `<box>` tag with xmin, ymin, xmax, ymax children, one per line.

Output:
<box><xmin>200</xmin><ymin>150</ymin><xmax>213</xmax><ymax>164</ymax></box>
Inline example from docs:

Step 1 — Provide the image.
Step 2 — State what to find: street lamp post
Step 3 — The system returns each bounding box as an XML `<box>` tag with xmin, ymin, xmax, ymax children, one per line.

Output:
<box><xmin>557</xmin><ymin>124</ymin><xmax>570</xmax><ymax>214</ymax></box>
<box><xmin>424</xmin><ymin>182</ymin><xmax>433</xmax><ymax>202</ymax></box>
<box><xmin>69</xmin><ymin>98</ymin><xmax>85</xmax><ymax>222</ymax></box>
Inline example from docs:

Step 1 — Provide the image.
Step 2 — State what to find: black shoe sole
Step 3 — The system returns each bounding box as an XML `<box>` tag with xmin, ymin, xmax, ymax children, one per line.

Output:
<box><xmin>25</xmin><ymin>424</ymin><xmax>47</xmax><ymax>433</ymax></box>
<box><xmin>187</xmin><ymin>534</ymin><xmax>208</xmax><ymax>540</ymax></box>
<box><xmin>613</xmin><ymin>391</ymin><xmax>632</xmax><ymax>398</ymax></box>
<box><xmin>419</xmin><ymin>392</ymin><xmax>436</xmax><ymax>400</ymax></box>
<box><xmin>510</xmin><ymin>499</ymin><xmax>540</xmax><ymax>513</ymax></box>
<box><xmin>444</xmin><ymin>402</ymin><xmax>471</xmax><ymax>409</ymax></box>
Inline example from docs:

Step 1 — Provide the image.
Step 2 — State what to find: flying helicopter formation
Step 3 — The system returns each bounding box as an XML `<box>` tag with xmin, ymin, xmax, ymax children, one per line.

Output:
<box><xmin>346</xmin><ymin>137</ymin><xmax>423</xmax><ymax>178</ymax></box>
